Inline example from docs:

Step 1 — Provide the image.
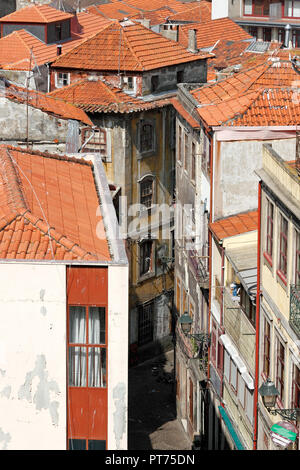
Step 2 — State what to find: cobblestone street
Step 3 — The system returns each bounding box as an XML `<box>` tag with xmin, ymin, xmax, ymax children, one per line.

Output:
<box><xmin>128</xmin><ymin>350</ymin><xmax>191</xmax><ymax>451</ymax></box>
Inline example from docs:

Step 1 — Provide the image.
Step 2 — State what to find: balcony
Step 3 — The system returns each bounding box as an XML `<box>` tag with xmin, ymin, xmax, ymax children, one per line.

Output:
<box><xmin>290</xmin><ymin>285</ymin><xmax>300</xmax><ymax>338</ymax></box>
<box><xmin>188</xmin><ymin>248</ymin><xmax>209</xmax><ymax>289</ymax></box>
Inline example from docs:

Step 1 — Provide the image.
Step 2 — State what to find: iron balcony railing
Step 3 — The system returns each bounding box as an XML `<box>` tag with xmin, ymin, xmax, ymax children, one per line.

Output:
<box><xmin>290</xmin><ymin>285</ymin><xmax>300</xmax><ymax>338</ymax></box>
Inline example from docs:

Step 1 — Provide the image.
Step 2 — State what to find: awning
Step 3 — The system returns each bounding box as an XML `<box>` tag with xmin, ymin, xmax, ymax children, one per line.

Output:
<box><xmin>219</xmin><ymin>334</ymin><xmax>254</xmax><ymax>389</ymax></box>
<box><xmin>218</xmin><ymin>405</ymin><xmax>245</xmax><ymax>450</ymax></box>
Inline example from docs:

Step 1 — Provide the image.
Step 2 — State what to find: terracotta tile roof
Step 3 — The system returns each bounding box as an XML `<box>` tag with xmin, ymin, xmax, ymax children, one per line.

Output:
<box><xmin>167</xmin><ymin>1</ymin><xmax>211</xmax><ymax>22</ymax></box>
<box><xmin>87</xmin><ymin>3</ymin><xmax>141</xmax><ymax>20</ymax></box>
<box><xmin>0</xmin><ymin>13</ymin><xmax>111</xmax><ymax>71</ymax></box>
<box><xmin>48</xmin><ymin>77</ymin><xmax>171</xmax><ymax>112</ymax></box>
<box><xmin>52</xmin><ymin>20</ymin><xmax>212</xmax><ymax>72</ymax></box>
<box><xmin>0</xmin><ymin>4</ymin><xmax>73</xmax><ymax>24</ymax></box>
<box><xmin>209</xmin><ymin>211</ymin><xmax>258</xmax><ymax>242</ymax></box>
<box><xmin>191</xmin><ymin>59</ymin><xmax>300</xmax><ymax>127</ymax></box>
<box><xmin>1</xmin><ymin>78</ymin><xmax>93</xmax><ymax>125</ymax></box>
<box><xmin>0</xmin><ymin>146</ymin><xmax>111</xmax><ymax>261</ymax></box>
<box><xmin>115</xmin><ymin>0</ymin><xmax>197</xmax><ymax>13</ymax></box>
<box><xmin>170</xmin><ymin>97</ymin><xmax>200</xmax><ymax>128</ymax></box>
<box><xmin>197</xmin><ymin>87</ymin><xmax>300</xmax><ymax>127</ymax></box>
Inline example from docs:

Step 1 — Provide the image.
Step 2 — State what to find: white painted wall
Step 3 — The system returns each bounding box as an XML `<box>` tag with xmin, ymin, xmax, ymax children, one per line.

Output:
<box><xmin>107</xmin><ymin>265</ymin><xmax>128</xmax><ymax>450</ymax></box>
<box><xmin>0</xmin><ymin>263</ymin><xmax>67</xmax><ymax>450</ymax></box>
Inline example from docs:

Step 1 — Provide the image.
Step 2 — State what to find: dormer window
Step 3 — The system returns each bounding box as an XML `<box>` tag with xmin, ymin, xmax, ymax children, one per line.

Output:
<box><xmin>55</xmin><ymin>23</ymin><xmax>62</xmax><ymax>41</ymax></box>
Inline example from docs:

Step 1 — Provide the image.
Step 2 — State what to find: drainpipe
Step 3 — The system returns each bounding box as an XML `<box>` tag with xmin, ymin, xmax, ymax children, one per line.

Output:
<box><xmin>207</xmin><ymin>132</ymin><xmax>213</xmax><ymax>382</ymax></box>
<box><xmin>253</xmin><ymin>180</ymin><xmax>262</xmax><ymax>450</ymax></box>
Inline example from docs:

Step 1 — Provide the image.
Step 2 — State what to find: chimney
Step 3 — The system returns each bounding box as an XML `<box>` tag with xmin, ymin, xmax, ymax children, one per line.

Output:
<box><xmin>188</xmin><ymin>29</ymin><xmax>198</xmax><ymax>54</ymax></box>
<box><xmin>57</xmin><ymin>45</ymin><xmax>62</xmax><ymax>56</ymax></box>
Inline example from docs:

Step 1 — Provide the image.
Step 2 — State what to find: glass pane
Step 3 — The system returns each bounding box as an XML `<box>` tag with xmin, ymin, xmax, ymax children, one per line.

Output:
<box><xmin>69</xmin><ymin>346</ymin><xmax>87</xmax><ymax>387</ymax></box>
<box><xmin>88</xmin><ymin>347</ymin><xmax>106</xmax><ymax>387</ymax></box>
<box><xmin>89</xmin><ymin>307</ymin><xmax>106</xmax><ymax>344</ymax></box>
<box><xmin>88</xmin><ymin>440</ymin><xmax>106</xmax><ymax>450</ymax></box>
<box><xmin>69</xmin><ymin>306</ymin><xmax>86</xmax><ymax>344</ymax></box>
<box><xmin>69</xmin><ymin>439</ymin><xmax>86</xmax><ymax>450</ymax></box>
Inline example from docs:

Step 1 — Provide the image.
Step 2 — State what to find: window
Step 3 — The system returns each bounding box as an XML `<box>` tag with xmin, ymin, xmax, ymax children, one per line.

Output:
<box><xmin>140</xmin><ymin>176</ymin><xmax>154</xmax><ymax>209</ymax></box>
<box><xmin>295</xmin><ymin>230</ymin><xmax>300</xmax><ymax>284</ymax></box>
<box><xmin>139</xmin><ymin>239</ymin><xmax>153</xmax><ymax>277</ymax></box>
<box><xmin>151</xmin><ymin>75</ymin><xmax>159</xmax><ymax>92</ymax></box>
<box><xmin>191</xmin><ymin>141</ymin><xmax>196</xmax><ymax>181</ymax></box>
<box><xmin>263</xmin><ymin>318</ymin><xmax>271</xmax><ymax>377</ymax></box>
<box><xmin>123</xmin><ymin>76</ymin><xmax>135</xmax><ymax>91</ymax></box>
<box><xmin>55</xmin><ymin>22</ymin><xmax>62</xmax><ymax>41</ymax></box>
<box><xmin>184</xmin><ymin>132</ymin><xmax>189</xmax><ymax>171</ymax></box>
<box><xmin>249</xmin><ymin>26</ymin><xmax>258</xmax><ymax>39</ymax></box>
<box><xmin>69</xmin><ymin>439</ymin><xmax>106</xmax><ymax>450</ymax></box>
<box><xmin>214</xmin><ymin>276</ymin><xmax>222</xmax><ymax>306</ymax></box>
<box><xmin>238</xmin><ymin>373</ymin><xmax>245</xmax><ymax>407</ymax></box>
<box><xmin>189</xmin><ymin>378</ymin><xmax>194</xmax><ymax>424</ymax></box>
<box><xmin>138</xmin><ymin>121</ymin><xmax>155</xmax><ymax>154</ymax></box>
<box><xmin>217</xmin><ymin>340</ymin><xmax>223</xmax><ymax>371</ymax></box>
<box><xmin>55</xmin><ymin>72</ymin><xmax>70</xmax><ymax>88</ymax></box>
<box><xmin>276</xmin><ymin>338</ymin><xmax>285</xmax><ymax>402</ymax></box>
<box><xmin>224</xmin><ymin>350</ymin><xmax>230</xmax><ymax>382</ymax></box>
<box><xmin>211</xmin><ymin>321</ymin><xmax>217</xmax><ymax>365</ymax></box>
<box><xmin>292</xmin><ymin>363</ymin><xmax>300</xmax><ymax>408</ymax></box>
<box><xmin>138</xmin><ymin>301</ymin><xmax>154</xmax><ymax>345</ymax></box>
<box><xmin>177</xmin><ymin>70</ymin><xmax>184</xmax><ymax>83</ymax></box>
<box><xmin>230</xmin><ymin>360</ymin><xmax>238</xmax><ymax>391</ymax></box>
<box><xmin>244</xmin><ymin>0</ymin><xmax>253</xmax><ymax>14</ymax></box>
<box><xmin>245</xmin><ymin>388</ymin><xmax>254</xmax><ymax>424</ymax></box>
<box><xmin>81</xmin><ymin>128</ymin><xmax>107</xmax><ymax>156</ymax></box>
<box><xmin>246</xmin><ymin>0</ymin><xmax>280</xmax><ymax>17</ymax></box>
<box><xmin>284</xmin><ymin>0</ymin><xmax>300</xmax><ymax>17</ymax></box>
<box><xmin>176</xmin><ymin>277</ymin><xmax>181</xmax><ymax>313</ymax></box>
<box><xmin>178</xmin><ymin>125</ymin><xmax>182</xmax><ymax>162</ymax></box>
<box><xmin>68</xmin><ymin>306</ymin><xmax>106</xmax><ymax>388</ymax></box>
<box><xmin>263</xmin><ymin>27</ymin><xmax>272</xmax><ymax>41</ymax></box>
<box><xmin>240</xmin><ymin>285</ymin><xmax>256</xmax><ymax>326</ymax></box>
<box><xmin>278</xmin><ymin>213</ymin><xmax>288</xmax><ymax>279</ymax></box>
<box><xmin>265</xmin><ymin>198</ymin><xmax>274</xmax><ymax>262</ymax></box>
<box><xmin>201</xmin><ymin>133</ymin><xmax>210</xmax><ymax>176</ymax></box>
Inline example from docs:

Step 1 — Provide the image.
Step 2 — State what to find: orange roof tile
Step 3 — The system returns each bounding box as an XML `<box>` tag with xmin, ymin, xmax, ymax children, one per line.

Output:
<box><xmin>1</xmin><ymin>79</ymin><xmax>93</xmax><ymax>125</ymax></box>
<box><xmin>132</xmin><ymin>7</ymin><xmax>176</xmax><ymax>26</ymax></box>
<box><xmin>170</xmin><ymin>97</ymin><xmax>200</xmax><ymax>128</ymax></box>
<box><xmin>178</xmin><ymin>18</ymin><xmax>252</xmax><ymax>50</ymax></box>
<box><xmin>0</xmin><ymin>4</ymin><xmax>73</xmax><ymax>24</ymax></box>
<box><xmin>52</xmin><ymin>19</ymin><xmax>212</xmax><ymax>72</ymax></box>
<box><xmin>114</xmin><ymin>0</ymin><xmax>198</xmax><ymax>13</ymax></box>
<box><xmin>0</xmin><ymin>13</ymin><xmax>111</xmax><ymax>71</ymax></box>
<box><xmin>0</xmin><ymin>146</ymin><xmax>111</xmax><ymax>261</ymax></box>
<box><xmin>87</xmin><ymin>3</ymin><xmax>141</xmax><ymax>20</ymax></box>
<box><xmin>48</xmin><ymin>77</ymin><xmax>172</xmax><ymax>112</ymax></box>
<box><xmin>209</xmin><ymin>211</ymin><xmax>258</xmax><ymax>241</ymax></box>
<box><xmin>167</xmin><ymin>1</ymin><xmax>211</xmax><ymax>22</ymax></box>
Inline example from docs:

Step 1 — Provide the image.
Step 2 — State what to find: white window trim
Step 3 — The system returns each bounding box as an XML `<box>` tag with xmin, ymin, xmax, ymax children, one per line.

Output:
<box><xmin>55</xmin><ymin>71</ymin><xmax>70</xmax><ymax>89</ymax></box>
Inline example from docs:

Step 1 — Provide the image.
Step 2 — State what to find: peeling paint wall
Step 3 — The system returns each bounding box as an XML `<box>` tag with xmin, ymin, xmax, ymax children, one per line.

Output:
<box><xmin>107</xmin><ymin>265</ymin><xmax>128</xmax><ymax>450</ymax></box>
<box><xmin>0</xmin><ymin>263</ymin><xmax>66</xmax><ymax>450</ymax></box>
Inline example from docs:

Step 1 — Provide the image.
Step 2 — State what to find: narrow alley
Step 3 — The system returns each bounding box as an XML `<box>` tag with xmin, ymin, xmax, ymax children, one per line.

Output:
<box><xmin>128</xmin><ymin>350</ymin><xmax>191</xmax><ymax>451</ymax></box>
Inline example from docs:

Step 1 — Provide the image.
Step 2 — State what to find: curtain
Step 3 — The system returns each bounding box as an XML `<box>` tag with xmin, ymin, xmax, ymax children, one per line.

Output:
<box><xmin>69</xmin><ymin>306</ymin><xmax>86</xmax><ymax>387</ymax></box>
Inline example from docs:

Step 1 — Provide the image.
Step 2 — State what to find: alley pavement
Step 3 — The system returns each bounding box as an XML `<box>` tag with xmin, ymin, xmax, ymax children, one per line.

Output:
<box><xmin>128</xmin><ymin>349</ymin><xmax>191</xmax><ymax>450</ymax></box>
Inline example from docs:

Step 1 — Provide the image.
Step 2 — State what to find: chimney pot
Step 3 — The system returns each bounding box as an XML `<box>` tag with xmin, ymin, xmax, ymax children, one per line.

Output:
<box><xmin>57</xmin><ymin>45</ymin><xmax>62</xmax><ymax>56</ymax></box>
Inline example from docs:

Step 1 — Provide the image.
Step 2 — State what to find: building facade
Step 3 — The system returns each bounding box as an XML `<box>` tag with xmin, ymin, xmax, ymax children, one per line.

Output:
<box><xmin>255</xmin><ymin>143</ymin><xmax>300</xmax><ymax>450</ymax></box>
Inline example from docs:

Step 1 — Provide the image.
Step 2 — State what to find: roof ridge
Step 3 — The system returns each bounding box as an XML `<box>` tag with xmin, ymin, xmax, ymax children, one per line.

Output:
<box><xmin>118</xmin><ymin>22</ymin><xmax>144</xmax><ymax>71</ymax></box>
<box><xmin>0</xmin><ymin>148</ymin><xmax>28</xmax><ymax>213</ymax></box>
<box><xmin>0</xmin><ymin>145</ymin><xmax>93</xmax><ymax>167</ymax></box>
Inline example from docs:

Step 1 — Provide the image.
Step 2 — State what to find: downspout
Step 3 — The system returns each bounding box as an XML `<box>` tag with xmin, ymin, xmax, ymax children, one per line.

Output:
<box><xmin>253</xmin><ymin>180</ymin><xmax>262</xmax><ymax>450</ymax></box>
<box><xmin>207</xmin><ymin>131</ymin><xmax>214</xmax><ymax>382</ymax></box>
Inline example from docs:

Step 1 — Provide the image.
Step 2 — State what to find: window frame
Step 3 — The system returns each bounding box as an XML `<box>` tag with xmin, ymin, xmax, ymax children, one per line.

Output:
<box><xmin>284</xmin><ymin>0</ymin><xmax>300</xmax><ymax>18</ymax></box>
<box><xmin>81</xmin><ymin>127</ymin><xmax>107</xmax><ymax>157</ymax></box>
<box><xmin>263</xmin><ymin>317</ymin><xmax>271</xmax><ymax>377</ymax></box>
<box><xmin>292</xmin><ymin>363</ymin><xmax>300</xmax><ymax>409</ymax></box>
<box><xmin>264</xmin><ymin>197</ymin><xmax>274</xmax><ymax>265</ymax></box>
<box><xmin>55</xmin><ymin>71</ymin><xmax>70</xmax><ymax>88</ymax></box>
<box><xmin>138</xmin><ymin>119</ymin><xmax>156</xmax><ymax>156</ymax></box>
<box><xmin>295</xmin><ymin>229</ymin><xmax>300</xmax><ymax>285</ymax></box>
<box><xmin>139</xmin><ymin>238</ymin><xmax>155</xmax><ymax>279</ymax></box>
<box><xmin>277</xmin><ymin>212</ymin><xmax>288</xmax><ymax>282</ymax></box>
<box><xmin>276</xmin><ymin>337</ymin><xmax>285</xmax><ymax>403</ymax></box>
<box><xmin>68</xmin><ymin>305</ymin><xmax>107</xmax><ymax>389</ymax></box>
<box><xmin>184</xmin><ymin>132</ymin><xmax>189</xmax><ymax>172</ymax></box>
<box><xmin>138</xmin><ymin>300</ymin><xmax>154</xmax><ymax>346</ymax></box>
<box><xmin>139</xmin><ymin>175</ymin><xmax>155</xmax><ymax>210</ymax></box>
<box><xmin>239</xmin><ymin>284</ymin><xmax>256</xmax><ymax>327</ymax></box>
<box><xmin>191</xmin><ymin>141</ymin><xmax>196</xmax><ymax>182</ymax></box>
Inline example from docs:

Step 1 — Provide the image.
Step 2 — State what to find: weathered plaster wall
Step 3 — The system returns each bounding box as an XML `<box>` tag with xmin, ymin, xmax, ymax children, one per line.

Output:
<box><xmin>0</xmin><ymin>263</ymin><xmax>66</xmax><ymax>450</ymax></box>
<box><xmin>0</xmin><ymin>97</ymin><xmax>81</xmax><ymax>152</ymax></box>
<box><xmin>107</xmin><ymin>265</ymin><xmax>128</xmax><ymax>450</ymax></box>
<box><xmin>214</xmin><ymin>138</ymin><xmax>296</xmax><ymax>220</ymax></box>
